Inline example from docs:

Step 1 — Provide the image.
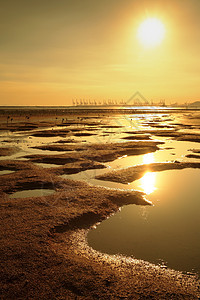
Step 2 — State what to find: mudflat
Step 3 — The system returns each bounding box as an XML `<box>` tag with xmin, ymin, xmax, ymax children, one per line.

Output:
<box><xmin>0</xmin><ymin>108</ymin><xmax>200</xmax><ymax>299</ymax></box>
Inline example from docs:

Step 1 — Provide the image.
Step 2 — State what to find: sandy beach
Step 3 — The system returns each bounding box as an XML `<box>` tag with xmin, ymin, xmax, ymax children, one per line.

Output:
<box><xmin>0</xmin><ymin>108</ymin><xmax>200</xmax><ymax>299</ymax></box>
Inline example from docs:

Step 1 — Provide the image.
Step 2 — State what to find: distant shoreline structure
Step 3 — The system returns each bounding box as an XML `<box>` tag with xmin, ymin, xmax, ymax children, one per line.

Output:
<box><xmin>71</xmin><ymin>98</ymin><xmax>200</xmax><ymax>108</ymax></box>
<box><xmin>0</xmin><ymin>105</ymin><xmax>200</xmax><ymax>116</ymax></box>
<box><xmin>1</xmin><ymin>101</ymin><xmax>199</xmax><ymax>111</ymax></box>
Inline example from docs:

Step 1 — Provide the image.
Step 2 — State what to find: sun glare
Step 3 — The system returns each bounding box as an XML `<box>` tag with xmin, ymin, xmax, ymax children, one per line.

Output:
<box><xmin>143</xmin><ymin>152</ymin><xmax>154</xmax><ymax>164</ymax></box>
<box><xmin>140</xmin><ymin>172</ymin><xmax>156</xmax><ymax>195</ymax></box>
<box><xmin>137</xmin><ymin>18</ymin><xmax>165</xmax><ymax>48</ymax></box>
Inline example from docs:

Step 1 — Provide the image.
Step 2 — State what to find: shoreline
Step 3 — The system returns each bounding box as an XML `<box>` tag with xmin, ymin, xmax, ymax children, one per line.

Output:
<box><xmin>0</xmin><ymin>106</ymin><xmax>200</xmax><ymax>118</ymax></box>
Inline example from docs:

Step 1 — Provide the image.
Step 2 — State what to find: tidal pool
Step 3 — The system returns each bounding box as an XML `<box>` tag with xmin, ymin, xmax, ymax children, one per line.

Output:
<box><xmin>9</xmin><ymin>189</ymin><xmax>55</xmax><ymax>199</ymax></box>
<box><xmin>35</xmin><ymin>162</ymin><xmax>61</xmax><ymax>168</ymax></box>
<box><xmin>87</xmin><ymin>168</ymin><xmax>200</xmax><ymax>274</ymax></box>
<box><xmin>0</xmin><ymin>170</ymin><xmax>15</xmax><ymax>175</ymax></box>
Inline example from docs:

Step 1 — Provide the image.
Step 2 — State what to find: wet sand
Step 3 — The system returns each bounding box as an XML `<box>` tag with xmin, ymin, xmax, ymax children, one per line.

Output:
<box><xmin>0</xmin><ymin>108</ymin><xmax>200</xmax><ymax>299</ymax></box>
<box><xmin>96</xmin><ymin>161</ymin><xmax>200</xmax><ymax>184</ymax></box>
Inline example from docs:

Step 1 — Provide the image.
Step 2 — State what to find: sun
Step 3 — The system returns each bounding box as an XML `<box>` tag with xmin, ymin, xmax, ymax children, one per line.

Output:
<box><xmin>137</xmin><ymin>18</ymin><xmax>165</xmax><ymax>48</ymax></box>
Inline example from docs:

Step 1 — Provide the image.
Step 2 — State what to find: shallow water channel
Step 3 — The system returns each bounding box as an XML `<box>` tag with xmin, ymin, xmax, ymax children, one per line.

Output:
<box><xmin>0</xmin><ymin>170</ymin><xmax>15</xmax><ymax>175</ymax></box>
<box><xmin>9</xmin><ymin>189</ymin><xmax>55</xmax><ymax>199</ymax></box>
<box><xmin>87</xmin><ymin>168</ymin><xmax>200</xmax><ymax>274</ymax></box>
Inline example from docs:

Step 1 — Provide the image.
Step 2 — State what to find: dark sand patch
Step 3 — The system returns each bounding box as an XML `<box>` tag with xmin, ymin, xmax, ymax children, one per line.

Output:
<box><xmin>100</xmin><ymin>125</ymin><xmax>123</xmax><ymax>128</ymax></box>
<box><xmin>95</xmin><ymin>161</ymin><xmax>200</xmax><ymax>184</ymax></box>
<box><xmin>24</xmin><ymin>154</ymin><xmax>81</xmax><ymax>165</ymax></box>
<box><xmin>30</xmin><ymin>128</ymin><xmax>97</xmax><ymax>138</ymax></box>
<box><xmin>142</xmin><ymin>122</ymin><xmax>176</xmax><ymax>129</ymax></box>
<box><xmin>31</xmin><ymin>129</ymin><xmax>70</xmax><ymax>137</ymax></box>
<box><xmin>0</xmin><ymin>122</ymin><xmax>38</xmax><ymax>132</ymax></box>
<box><xmin>125</xmin><ymin>129</ymin><xmax>200</xmax><ymax>142</ymax></box>
<box><xmin>87</xmin><ymin>140</ymin><xmax>162</xmax><ymax>150</ymax></box>
<box><xmin>84</xmin><ymin>141</ymin><xmax>162</xmax><ymax>163</ymax></box>
<box><xmin>83</xmin><ymin>148</ymin><xmax>156</xmax><ymax>162</ymax></box>
<box><xmin>26</xmin><ymin>141</ymin><xmax>162</xmax><ymax>164</ymax></box>
<box><xmin>124</xmin><ymin>129</ymin><xmax>179</xmax><ymax>137</ymax></box>
<box><xmin>172</xmin><ymin>123</ymin><xmax>194</xmax><ymax>129</ymax></box>
<box><xmin>48</xmin><ymin>160</ymin><xmax>106</xmax><ymax>175</ymax></box>
<box><xmin>31</xmin><ymin>144</ymin><xmax>81</xmax><ymax>152</ymax></box>
<box><xmin>54</xmin><ymin>139</ymin><xmax>78</xmax><ymax>144</ymax></box>
<box><xmin>189</xmin><ymin>149</ymin><xmax>200</xmax><ymax>154</ymax></box>
<box><xmin>73</xmin><ymin>132</ymin><xmax>97</xmax><ymax>137</ymax></box>
<box><xmin>9</xmin><ymin>123</ymin><xmax>39</xmax><ymax>132</ymax></box>
<box><xmin>121</xmin><ymin>134</ymin><xmax>151</xmax><ymax>140</ymax></box>
<box><xmin>185</xmin><ymin>154</ymin><xmax>200</xmax><ymax>159</ymax></box>
<box><xmin>146</xmin><ymin>131</ymin><xmax>180</xmax><ymax>138</ymax></box>
<box><xmin>57</xmin><ymin>120</ymin><xmax>102</xmax><ymax>127</ymax></box>
<box><xmin>176</xmin><ymin>134</ymin><xmax>200</xmax><ymax>143</ymax></box>
<box><xmin>68</xmin><ymin>128</ymin><xmax>89</xmax><ymax>132</ymax></box>
<box><xmin>0</xmin><ymin>160</ymin><xmax>34</xmax><ymax>171</ymax></box>
<box><xmin>0</xmin><ymin>147</ymin><xmax>20</xmax><ymax>157</ymax></box>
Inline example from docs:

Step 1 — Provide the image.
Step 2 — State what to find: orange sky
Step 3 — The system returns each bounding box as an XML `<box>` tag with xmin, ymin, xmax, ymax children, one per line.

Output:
<box><xmin>0</xmin><ymin>0</ymin><xmax>199</xmax><ymax>106</ymax></box>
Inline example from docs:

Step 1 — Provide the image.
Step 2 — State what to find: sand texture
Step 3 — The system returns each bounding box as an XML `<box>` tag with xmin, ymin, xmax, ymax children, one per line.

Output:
<box><xmin>0</xmin><ymin>109</ymin><xmax>200</xmax><ymax>299</ymax></box>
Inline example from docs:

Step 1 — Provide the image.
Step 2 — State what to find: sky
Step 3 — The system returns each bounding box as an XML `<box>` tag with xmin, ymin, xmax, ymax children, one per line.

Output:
<box><xmin>0</xmin><ymin>0</ymin><xmax>199</xmax><ymax>106</ymax></box>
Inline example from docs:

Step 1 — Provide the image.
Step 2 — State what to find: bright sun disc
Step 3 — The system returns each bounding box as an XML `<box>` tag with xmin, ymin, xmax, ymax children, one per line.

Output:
<box><xmin>137</xmin><ymin>18</ymin><xmax>165</xmax><ymax>47</ymax></box>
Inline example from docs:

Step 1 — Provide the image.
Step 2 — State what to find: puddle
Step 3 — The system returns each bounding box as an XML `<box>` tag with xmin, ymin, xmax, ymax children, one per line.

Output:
<box><xmin>9</xmin><ymin>189</ymin><xmax>55</xmax><ymax>199</ymax></box>
<box><xmin>87</xmin><ymin>168</ymin><xmax>200</xmax><ymax>274</ymax></box>
<box><xmin>0</xmin><ymin>170</ymin><xmax>15</xmax><ymax>175</ymax></box>
<box><xmin>35</xmin><ymin>162</ymin><xmax>61</xmax><ymax>168</ymax></box>
<box><xmin>107</xmin><ymin>138</ymin><xmax>200</xmax><ymax>170</ymax></box>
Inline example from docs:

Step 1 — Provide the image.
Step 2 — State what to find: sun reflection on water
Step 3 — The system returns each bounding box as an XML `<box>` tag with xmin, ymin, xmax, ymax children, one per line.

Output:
<box><xmin>143</xmin><ymin>152</ymin><xmax>154</xmax><ymax>164</ymax></box>
<box><xmin>137</xmin><ymin>152</ymin><xmax>157</xmax><ymax>194</ymax></box>
<box><xmin>140</xmin><ymin>172</ymin><xmax>157</xmax><ymax>195</ymax></box>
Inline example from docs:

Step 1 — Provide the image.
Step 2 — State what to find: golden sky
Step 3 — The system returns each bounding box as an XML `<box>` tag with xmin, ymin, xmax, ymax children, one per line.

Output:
<box><xmin>0</xmin><ymin>0</ymin><xmax>199</xmax><ymax>106</ymax></box>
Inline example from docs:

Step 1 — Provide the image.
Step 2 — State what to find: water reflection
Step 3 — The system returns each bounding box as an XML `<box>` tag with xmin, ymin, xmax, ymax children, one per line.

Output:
<box><xmin>143</xmin><ymin>152</ymin><xmax>154</xmax><ymax>164</ymax></box>
<box><xmin>139</xmin><ymin>153</ymin><xmax>157</xmax><ymax>195</ymax></box>
<box><xmin>0</xmin><ymin>170</ymin><xmax>15</xmax><ymax>175</ymax></box>
<box><xmin>140</xmin><ymin>172</ymin><xmax>157</xmax><ymax>195</ymax></box>
<box><xmin>87</xmin><ymin>169</ymin><xmax>200</xmax><ymax>274</ymax></box>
